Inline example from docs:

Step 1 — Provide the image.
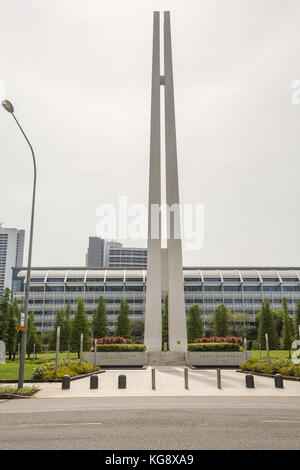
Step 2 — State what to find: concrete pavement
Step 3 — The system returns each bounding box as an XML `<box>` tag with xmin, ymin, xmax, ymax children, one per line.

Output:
<box><xmin>27</xmin><ymin>367</ymin><xmax>300</xmax><ymax>398</ymax></box>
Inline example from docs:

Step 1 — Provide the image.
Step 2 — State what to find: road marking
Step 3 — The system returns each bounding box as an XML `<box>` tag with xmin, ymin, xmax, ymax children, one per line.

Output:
<box><xmin>261</xmin><ymin>420</ymin><xmax>300</xmax><ymax>424</ymax></box>
<box><xmin>20</xmin><ymin>422</ymin><xmax>102</xmax><ymax>427</ymax></box>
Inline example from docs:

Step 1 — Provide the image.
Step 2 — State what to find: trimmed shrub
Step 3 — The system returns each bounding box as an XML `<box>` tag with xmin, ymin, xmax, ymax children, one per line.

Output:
<box><xmin>92</xmin><ymin>343</ymin><xmax>146</xmax><ymax>352</ymax></box>
<box><xmin>194</xmin><ymin>336</ymin><xmax>242</xmax><ymax>344</ymax></box>
<box><xmin>0</xmin><ymin>385</ymin><xmax>40</xmax><ymax>396</ymax></box>
<box><xmin>240</xmin><ymin>359</ymin><xmax>300</xmax><ymax>377</ymax></box>
<box><xmin>188</xmin><ymin>342</ymin><xmax>242</xmax><ymax>352</ymax></box>
<box><xmin>32</xmin><ymin>359</ymin><xmax>98</xmax><ymax>380</ymax></box>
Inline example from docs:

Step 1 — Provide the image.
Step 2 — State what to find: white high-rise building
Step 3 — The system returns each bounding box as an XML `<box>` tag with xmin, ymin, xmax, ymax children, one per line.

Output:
<box><xmin>0</xmin><ymin>227</ymin><xmax>25</xmax><ymax>296</ymax></box>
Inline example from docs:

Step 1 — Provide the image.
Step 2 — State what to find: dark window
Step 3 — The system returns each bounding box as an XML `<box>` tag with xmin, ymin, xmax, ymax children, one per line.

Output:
<box><xmin>184</xmin><ymin>286</ymin><xmax>202</xmax><ymax>291</ymax></box>
<box><xmin>204</xmin><ymin>277</ymin><xmax>221</xmax><ymax>282</ymax></box>
<box><xmin>66</xmin><ymin>286</ymin><xmax>84</xmax><ymax>292</ymax></box>
<box><xmin>223</xmin><ymin>278</ymin><xmax>240</xmax><ymax>282</ymax></box>
<box><xmin>243</xmin><ymin>286</ymin><xmax>261</xmax><ymax>292</ymax></box>
<box><xmin>281</xmin><ymin>278</ymin><xmax>299</xmax><ymax>282</ymax></box>
<box><xmin>86</xmin><ymin>278</ymin><xmax>104</xmax><ymax>282</ymax></box>
<box><xmin>30</xmin><ymin>286</ymin><xmax>44</xmax><ymax>292</ymax></box>
<box><xmin>204</xmin><ymin>285</ymin><xmax>221</xmax><ymax>291</ymax></box>
<box><xmin>46</xmin><ymin>286</ymin><xmax>64</xmax><ymax>292</ymax></box>
<box><xmin>262</xmin><ymin>278</ymin><xmax>279</xmax><ymax>283</ymax></box>
<box><xmin>106</xmin><ymin>278</ymin><xmax>123</xmax><ymax>282</ymax></box>
<box><xmin>282</xmin><ymin>286</ymin><xmax>300</xmax><ymax>292</ymax></box>
<box><xmin>30</xmin><ymin>278</ymin><xmax>45</xmax><ymax>282</ymax></box>
<box><xmin>125</xmin><ymin>286</ymin><xmax>144</xmax><ymax>291</ymax></box>
<box><xmin>184</xmin><ymin>278</ymin><xmax>202</xmax><ymax>282</ymax></box>
<box><xmin>86</xmin><ymin>285</ymin><xmax>104</xmax><ymax>292</ymax></box>
<box><xmin>47</xmin><ymin>278</ymin><xmax>65</xmax><ymax>283</ymax></box>
<box><xmin>67</xmin><ymin>278</ymin><xmax>84</xmax><ymax>282</ymax></box>
<box><xmin>126</xmin><ymin>278</ymin><xmax>144</xmax><ymax>282</ymax></box>
<box><xmin>262</xmin><ymin>286</ymin><xmax>281</xmax><ymax>292</ymax></box>
<box><xmin>224</xmin><ymin>286</ymin><xmax>241</xmax><ymax>291</ymax></box>
<box><xmin>243</xmin><ymin>278</ymin><xmax>260</xmax><ymax>282</ymax></box>
<box><xmin>106</xmin><ymin>286</ymin><xmax>124</xmax><ymax>292</ymax></box>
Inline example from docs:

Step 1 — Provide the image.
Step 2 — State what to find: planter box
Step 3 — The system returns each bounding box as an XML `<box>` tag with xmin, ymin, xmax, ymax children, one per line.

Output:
<box><xmin>186</xmin><ymin>351</ymin><xmax>251</xmax><ymax>366</ymax></box>
<box><xmin>84</xmin><ymin>351</ymin><xmax>147</xmax><ymax>367</ymax></box>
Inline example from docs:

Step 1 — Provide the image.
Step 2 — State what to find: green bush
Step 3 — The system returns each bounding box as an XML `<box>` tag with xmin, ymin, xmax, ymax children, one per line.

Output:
<box><xmin>188</xmin><ymin>342</ymin><xmax>242</xmax><ymax>352</ymax></box>
<box><xmin>240</xmin><ymin>358</ymin><xmax>300</xmax><ymax>377</ymax></box>
<box><xmin>0</xmin><ymin>385</ymin><xmax>39</xmax><ymax>396</ymax></box>
<box><xmin>32</xmin><ymin>359</ymin><xmax>99</xmax><ymax>380</ymax></box>
<box><xmin>92</xmin><ymin>343</ymin><xmax>146</xmax><ymax>352</ymax></box>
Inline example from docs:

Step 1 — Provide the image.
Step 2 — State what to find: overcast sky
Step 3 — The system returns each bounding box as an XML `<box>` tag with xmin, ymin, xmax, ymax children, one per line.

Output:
<box><xmin>1</xmin><ymin>0</ymin><xmax>300</xmax><ymax>267</ymax></box>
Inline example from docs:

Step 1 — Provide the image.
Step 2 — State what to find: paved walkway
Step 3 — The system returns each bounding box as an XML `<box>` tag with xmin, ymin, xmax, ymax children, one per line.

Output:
<box><xmin>24</xmin><ymin>367</ymin><xmax>300</xmax><ymax>398</ymax></box>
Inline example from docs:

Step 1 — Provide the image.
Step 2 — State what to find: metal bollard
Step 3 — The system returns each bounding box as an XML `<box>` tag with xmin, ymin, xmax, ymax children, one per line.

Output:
<box><xmin>184</xmin><ymin>367</ymin><xmax>189</xmax><ymax>389</ymax></box>
<box><xmin>151</xmin><ymin>368</ymin><xmax>156</xmax><ymax>390</ymax></box>
<box><xmin>217</xmin><ymin>368</ymin><xmax>222</xmax><ymax>389</ymax></box>
<box><xmin>245</xmin><ymin>374</ymin><xmax>255</xmax><ymax>388</ymax></box>
<box><xmin>62</xmin><ymin>374</ymin><xmax>70</xmax><ymax>390</ymax></box>
<box><xmin>90</xmin><ymin>374</ymin><xmax>98</xmax><ymax>389</ymax></box>
<box><xmin>118</xmin><ymin>374</ymin><xmax>126</xmax><ymax>389</ymax></box>
<box><xmin>274</xmin><ymin>374</ymin><xmax>284</xmax><ymax>389</ymax></box>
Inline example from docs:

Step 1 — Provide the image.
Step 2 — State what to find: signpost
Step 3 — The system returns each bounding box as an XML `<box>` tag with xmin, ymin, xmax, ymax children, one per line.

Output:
<box><xmin>265</xmin><ymin>333</ymin><xmax>270</xmax><ymax>366</ymax></box>
<box><xmin>55</xmin><ymin>326</ymin><xmax>60</xmax><ymax>373</ymax></box>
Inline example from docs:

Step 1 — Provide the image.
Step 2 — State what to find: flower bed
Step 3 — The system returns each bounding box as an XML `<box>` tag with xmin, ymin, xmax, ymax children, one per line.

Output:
<box><xmin>239</xmin><ymin>359</ymin><xmax>300</xmax><ymax>377</ymax></box>
<box><xmin>194</xmin><ymin>336</ymin><xmax>242</xmax><ymax>344</ymax></box>
<box><xmin>92</xmin><ymin>336</ymin><xmax>132</xmax><ymax>345</ymax></box>
<box><xmin>0</xmin><ymin>385</ymin><xmax>39</xmax><ymax>398</ymax></box>
<box><xmin>188</xmin><ymin>342</ymin><xmax>243</xmax><ymax>352</ymax></box>
<box><xmin>32</xmin><ymin>359</ymin><xmax>99</xmax><ymax>380</ymax></box>
<box><xmin>92</xmin><ymin>344</ymin><xmax>146</xmax><ymax>352</ymax></box>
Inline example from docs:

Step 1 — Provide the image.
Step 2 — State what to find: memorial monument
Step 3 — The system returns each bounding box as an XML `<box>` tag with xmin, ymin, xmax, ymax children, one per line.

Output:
<box><xmin>144</xmin><ymin>11</ymin><xmax>187</xmax><ymax>357</ymax></box>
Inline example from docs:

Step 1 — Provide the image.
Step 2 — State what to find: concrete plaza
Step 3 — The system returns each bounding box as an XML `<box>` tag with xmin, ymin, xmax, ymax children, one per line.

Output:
<box><xmin>31</xmin><ymin>367</ymin><xmax>300</xmax><ymax>399</ymax></box>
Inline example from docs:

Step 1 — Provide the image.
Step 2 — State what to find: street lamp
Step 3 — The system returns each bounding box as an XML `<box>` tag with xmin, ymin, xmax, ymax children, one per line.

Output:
<box><xmin>2</xmin><ymin>100</ymin><xmax>37</xmax><ymax>389</ymax></box>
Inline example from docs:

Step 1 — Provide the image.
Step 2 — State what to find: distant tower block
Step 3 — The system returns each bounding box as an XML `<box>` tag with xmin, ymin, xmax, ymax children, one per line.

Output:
<box><xmin>144</xmin><ymin>11</ymin><xmax>187</xmax><ymax>353</ymax></box>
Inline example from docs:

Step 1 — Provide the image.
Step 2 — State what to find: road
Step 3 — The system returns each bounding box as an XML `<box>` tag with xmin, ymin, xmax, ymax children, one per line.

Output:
<box><xmin>0</xmin><ymin>397</ymin><xmax>300</xmax><ymax>450</ymax></box>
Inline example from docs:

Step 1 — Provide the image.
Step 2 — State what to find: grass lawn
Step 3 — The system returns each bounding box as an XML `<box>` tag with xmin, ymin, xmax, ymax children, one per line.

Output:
<box><xmin>250</xmin><ymin>350</ymin><xmax>291</xmax><ymax>360</ymax></box>
<box><xmin>0</xmin><ymin>352</ymin><xmax>78</xmax><ymax>380</ymax></box>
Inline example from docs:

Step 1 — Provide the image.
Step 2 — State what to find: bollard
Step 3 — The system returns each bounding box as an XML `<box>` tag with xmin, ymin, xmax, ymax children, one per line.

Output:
<box><xmin>217</xmin><ymin>368</ymin><xmax>222</xmax><ymax>389</ymax></box>
<box><xmin>62</xmin><ymin>374</ymin><xmax>70</xmax><ymax>390</ymax></box>
<box><xmin>245</xmin><ymin>374</ymin><xmax>255</xmax><ymax>388</ymax></box>
<box><xmin>151</xmin><ymin>368</ymin><xmax>156</xmax><ymax>390</ymax></box>
<box><xmin>184</xmin><ymin>368</ymin><xmax>189</xmax><ymax>389</ymax></box>
<box><xmin>90</xmin><ymin>374</ymin><xmax>98</xmax><ymax>389</ymax></box>
<box><xmin>118</xmin><ymin>374</ymin><xmax>126</xmax><ymax>389</ymax></box>
<box><xmin>274</xmin><ymin>374</ymin><xmax>284</xmax><ymax>389</ymax></box>
<box><xmin>163</xmin><ymin>342</ymin><xmax>168</xmax><ymax>352</ymax></box>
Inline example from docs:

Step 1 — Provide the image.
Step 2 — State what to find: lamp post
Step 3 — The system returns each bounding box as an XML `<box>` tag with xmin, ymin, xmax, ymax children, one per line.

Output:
<box><xmin>2</xmin><ymin>100</ymin><xmax>37</xmax><ymax>389</ymax></box>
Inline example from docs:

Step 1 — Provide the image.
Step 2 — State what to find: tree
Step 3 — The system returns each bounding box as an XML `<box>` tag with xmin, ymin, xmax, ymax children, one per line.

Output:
<box><xmin>230</xmin><ymin>313</ymin><xmax>251</xmax><ymax>337</ymax></box>
<box><xmin>295</xmin><ymin>300</ymin><xmax>300</xmax><ymax>340</ymax></box>
<box><xmin>257</xmin><ymin>299</ymin><xmax>278</xmax><ymax>350</ymax></box>
<box><xmin>49</xmin><ymin>309</ymin><xmax>65</xmax><ymax>351</ymax></box>
<box><xmin>131</xmin><ymin>320</ymin><xmax>144</xmax><ymax>339</ymax></box>
<box><xmin>281</xmin><ymin>298</ymin><xmax>293</xmax><ymax>358</ymax></box>
<box><xmin>0</xmin><ymin>288</ymin><xmax>11</xmax><ymax>343</ymax></box>
<box><xmin>162</xmin><ymin>295</ymin><xmax>168</xmax><ymax>349</ymax></box>
<box><xmin>61</xmin><ymin>302</ymin><xmax>72</xmax><ymax>351</ymax></box>
<box><xmin>92</xmin><ymin>296</ymin><xmax>109</xmax><ymax>339</ymax></box>
<box><xmin>115</xmin><ymin>300</ymin><xmax>131</xmax><ymax>338</ymax></box>
<box><xmin>187</xmin><ymin>305</ymin><xmax>204</xmax><ymax>343</ymax></box>
<box><xmin>70</xmin><ymin>299</ymin><xmax>90</xmax><ymax>356</ymax></box>
<box><xmin>26</xmin><ymin>313</ymin><xmax>41</xmax><ymax>358</ymax></box>
<box><xmin>212</xmin><ymin>304</ymin><xmax>230</xmax><ymax>336</ymax></box>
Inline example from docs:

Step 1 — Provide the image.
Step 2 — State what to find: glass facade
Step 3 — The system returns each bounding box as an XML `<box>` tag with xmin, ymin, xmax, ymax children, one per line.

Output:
<box><xmin>11</xmin><ymin>267</ymin><xmax>300</xmax><ymax>332</ymax></box>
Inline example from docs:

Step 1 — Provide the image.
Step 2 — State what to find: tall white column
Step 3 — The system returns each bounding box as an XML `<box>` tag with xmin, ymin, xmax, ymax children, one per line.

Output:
<box><xmin>144</xmin><ymin>11</ymin><xmax>162</xmax><ymax>352</ymax></box>
<box><xmin>164</xmin><ymin>11</ymin><xmax>187</xmax><ymax>352</ymax></box>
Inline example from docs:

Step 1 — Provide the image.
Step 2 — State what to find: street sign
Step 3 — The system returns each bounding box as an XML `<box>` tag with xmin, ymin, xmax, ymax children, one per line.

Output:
<box><xmin>15</xmin><ymin>326</ymin><xmax>28</xmax><ymax>331</ymax></box>
<box><xmin>20</xmin><ymin>312</ymin><xmax>25</xmax><ymax>327</ymax></box>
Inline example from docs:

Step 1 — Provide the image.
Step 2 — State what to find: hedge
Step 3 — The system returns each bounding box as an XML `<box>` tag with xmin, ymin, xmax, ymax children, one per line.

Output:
<box><xmin>188</xmin><ymin>342</ymin><xmax>243</xmax><ymax>352</ymax></box>
<box><xmin>32</xmin><ymin>359</ymin><xmax>99</xmax><ymax>380</ymax></box>
<box><xmin>91</xmin><ymin>344</ymin><xmax>146</xmax><ymax>352</ymax></box>
<box><xmin>239</xmin><ymin>359</ymin><xmax>300</xmax><ymax>377</ymax></box>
